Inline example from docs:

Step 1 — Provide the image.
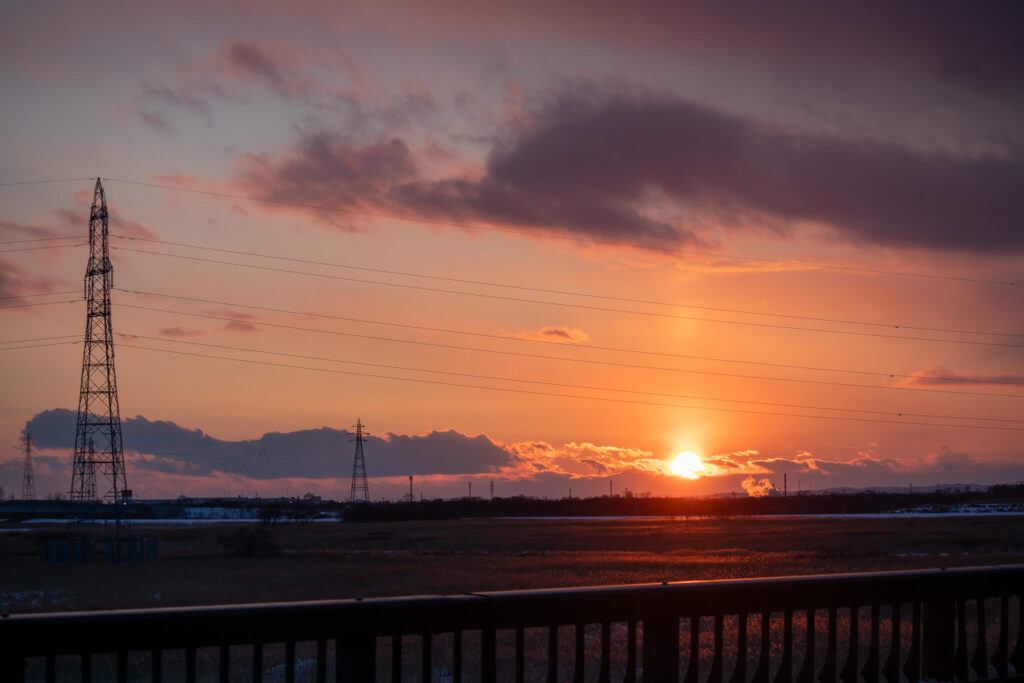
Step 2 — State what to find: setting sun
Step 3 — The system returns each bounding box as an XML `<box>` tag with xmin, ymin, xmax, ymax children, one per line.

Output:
<box><xmin>669</xmin><ymin>451</ymin><xmax>705</xmax><ymax>479</ymax></box>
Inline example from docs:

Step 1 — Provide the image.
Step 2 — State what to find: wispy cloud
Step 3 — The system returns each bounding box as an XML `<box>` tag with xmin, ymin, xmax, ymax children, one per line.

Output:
<box><xmin>902</xmin><ymin>366</ymin><xmax>1024</xmax><ymax>388</ymax></box>
<box><xmin>0</xmin><ymin>256</ymin><xmax>64</xmax><ymax>303</ymax></box>
<box><xmin>515</xmin><ymin>326</ymin><xmax>589</xmax><ymax>343</ymax></box>
<box><xmin>223</xmin><ymin>321</ymin><xmax>259</xmax><ymax>333</ymax></box>
<box><xmin>205</xmin><ymin>309</ymin><xmax>256</xmax><ymax>320</ymax></box>
<box><xmin>158</xmin><ymin>327</ymin><xmax>204</xmax><ymax>338</ymax></box>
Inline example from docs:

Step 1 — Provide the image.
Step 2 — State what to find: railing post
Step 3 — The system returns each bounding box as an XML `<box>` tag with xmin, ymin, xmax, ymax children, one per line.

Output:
<box><xmin>482</xmin><ymin>627</ymin><xmax>497</xmax><ymax>683</ymax></box>
<box><xmin>0</xmin><ymin>638</ymin><xmax>24</xmax><ymax>683</ymax></box>
<box><xmin>642</xmin><ymin>616</ymin><xmax>678</xmax><ymax>683</ymax></box>
<box><xmin>921</xmin><ymin>598</ymin><xmax>955</xmax><ymax>681</ymax></box>
<box><xmin>337</xmin><ymin>635</ymin><xmax>374</xmax><ymax>683</ymax></box>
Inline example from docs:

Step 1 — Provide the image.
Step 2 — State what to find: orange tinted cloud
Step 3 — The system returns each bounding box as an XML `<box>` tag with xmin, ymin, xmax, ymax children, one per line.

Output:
<box><xmin>504</xmin><ymin>441</ymin><xmax>667</xmax><ymax>478</ymax></box>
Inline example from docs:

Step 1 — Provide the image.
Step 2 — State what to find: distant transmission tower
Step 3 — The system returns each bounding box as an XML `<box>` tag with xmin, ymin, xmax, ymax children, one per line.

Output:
<box><xmin>69</xmin><ymin>178</ymin><xmax>128</xmax><ymax>506</ymax></box>
<box><xmin>20</xmin><ymin>433</ymin><xmax>36</xmax><ymax>500</ymax></box>
<box><xmin>348</xmin><ymin>419</ymin><xmax>370</xmax><ymax>503</ymax></box>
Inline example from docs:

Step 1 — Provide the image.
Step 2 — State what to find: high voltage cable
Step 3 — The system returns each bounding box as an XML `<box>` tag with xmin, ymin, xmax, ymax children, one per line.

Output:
<box><xmin>101</xmin><ymin>177</ymin><xmax>1018</xmax><ymax>287</ymax></box>
<box><xmin>109</xmin><ymin>235</ymin><xmax>1024</xmax><ymax>340</ymax></box>
<box><xmin>0</xmin><ymin>243</ymin><xmax>85</xmax><ymax>254</ymax></box>
<box><xmin>113</xmin><ymin>246</ymin><xmax>1024</xmax><ymax>349</ymax></box>
<box><xmin>115</xmin><ymin>288</ymin><xmax>1024</xmax><ymax>388</ymax></box>
<box><xmin>0</xmin><ymin>290</ymin><xmax>80</xmax><ymax>300</ymax></box>
<box><xmin>0</xmin><ymin>334</ymin><xmax>79</xmax><ymax>344</ymax></box>
<box><xmin>117</xmin><ymin>343</ymin><xmax>1024</xmax><ymax>432</ymax></box>
<box><xmin>0</xmin><ymin>340</ymin><xmax>79</xmax><ymax>351</ymax></box>
<box><xmin>0</xmin><ymin>299</ymin><xmax>81</xmax><ymax>311</ymax></box>
<box><xmin>122</xmin><ymin>334</ymin><xmax>1024</xmax><ymax>425</ymax></box>
<box><xmin>117</xmin><ymin>302</ymin><xmax>1024</xmax><ymax>399</ymax></box>
<box><xmin>0</xmin><ymin>177</ymin><xmax>96</xmax><ymax>188</ymax></box>
<box><xmin>0</xmin><ymin>236</ymin><xmax>80</xmax><ymax>246</ymax></box>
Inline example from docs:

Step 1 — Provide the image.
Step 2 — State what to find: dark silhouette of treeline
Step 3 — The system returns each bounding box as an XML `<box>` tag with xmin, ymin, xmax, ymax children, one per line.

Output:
<box><xmin>340</xmin><ymin>484</ymin><xmax>1024</xmax><ymax>522</ymax></box>
<box><xmin>1</xmin><ymin>484</ymin><xmax>1022</xmax><ymax>523</ymax></box>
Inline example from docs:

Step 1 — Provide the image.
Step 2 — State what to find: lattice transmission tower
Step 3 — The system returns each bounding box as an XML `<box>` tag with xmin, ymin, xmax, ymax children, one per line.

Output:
<box><xmin>21</xmin><ymin>433</ymin><xmax>35</xmax><ymax>500</ymax></box>
<box><xmin>69</xmin><ymin>178</ymin><xmax>128</xmax><ymax>505</ymax></box>
<box><xmin>348</xmin><ymin>419</ymin><xmax>370</xmax><ymax>503</ymax></box>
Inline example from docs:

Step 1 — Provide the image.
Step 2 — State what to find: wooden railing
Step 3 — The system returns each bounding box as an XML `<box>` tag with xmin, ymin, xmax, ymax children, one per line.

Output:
<box><xmin>2</xmin><ymin>565</ymin><xmax>1022</xmax><ymax>682</ymax></box>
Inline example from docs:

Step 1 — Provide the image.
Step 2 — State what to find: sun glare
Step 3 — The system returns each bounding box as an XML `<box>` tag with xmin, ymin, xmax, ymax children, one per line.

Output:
<box><xmin>669</xmin><ymin>451</ymin><xmax>705</xmax><ymax>479</ymax></box>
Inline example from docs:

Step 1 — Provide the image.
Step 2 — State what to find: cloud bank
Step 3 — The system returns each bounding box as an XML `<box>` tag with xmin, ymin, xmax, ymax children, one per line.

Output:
<box><xmin>236</xmin><ymin>87</ymin><xmax>1024</xmax><ymax>253</ymax></box>
<box><xmin>11</xmin><ymin>410</ymin><xmax>1024</xmax><ymax>501</ymax></box>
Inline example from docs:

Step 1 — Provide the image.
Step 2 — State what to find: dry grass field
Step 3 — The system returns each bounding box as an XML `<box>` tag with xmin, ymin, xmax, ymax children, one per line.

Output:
<box><xmin>3</xmin><ymin>515</ymin><xmax>1024</xmax><ymax>614</ymax></box>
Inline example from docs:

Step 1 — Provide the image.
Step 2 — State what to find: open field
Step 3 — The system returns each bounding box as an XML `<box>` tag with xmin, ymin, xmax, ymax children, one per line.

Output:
<box><xmin>3</xmin><ymin>516</ymin><xmax>1024</xmax><ymax>614</ymax></box>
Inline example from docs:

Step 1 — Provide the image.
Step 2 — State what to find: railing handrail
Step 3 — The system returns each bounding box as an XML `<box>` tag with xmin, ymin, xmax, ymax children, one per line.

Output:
<box><xmin>4</xmin><ymin>564</ymin><xmax>1023</xmax><ymax>682</ymax></box>
<box><xmin>4</xmin><ymin>564</ymin><xmax>1023</xmax><ymax>642</ymax></box>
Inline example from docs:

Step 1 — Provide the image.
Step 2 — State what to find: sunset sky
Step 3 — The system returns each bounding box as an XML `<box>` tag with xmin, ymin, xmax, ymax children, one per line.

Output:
<box><xmin>2</xmin><ymin>2</ymin><xmax>1023</xmax><ymax>501</ymax></box>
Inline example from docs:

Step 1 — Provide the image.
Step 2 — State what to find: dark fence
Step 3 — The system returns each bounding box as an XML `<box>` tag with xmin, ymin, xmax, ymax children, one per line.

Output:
<box><xmin>2</xmin><ymin>565</ymin><xmax>1022</xmax><ymax>682</ymax></box>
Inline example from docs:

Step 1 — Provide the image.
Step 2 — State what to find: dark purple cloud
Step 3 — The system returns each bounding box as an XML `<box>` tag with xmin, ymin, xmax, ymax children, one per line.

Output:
<box><xmin>459</xmin><ymin>91</ymin><xmax>1024</xmax><ymax>251</ymax></box>
<box><xmin>223</xmin><ymin>40</ymin><xmax>289</xmax><ymax>90</ymax></box>
<box><xmin>240</xmin><ymin>88</ymin><xmax>1024</xmax><ymax>252</ymax></box>
<box><xmin>239</xmin><ymin>135</ymin><xmax>418</xmax><ymax>214</ymax></box>
<box><xmin>24</xmin><ymin>409</ymin><xmax>513</xmax><ymax>479</ymax></box>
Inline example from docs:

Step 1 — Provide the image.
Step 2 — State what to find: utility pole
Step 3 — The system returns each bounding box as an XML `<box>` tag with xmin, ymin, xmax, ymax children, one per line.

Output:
<box><xmin>348</xmin><ymin>419</ymin><xmax>370</xmax><ymax>503</ymax></box>
<box><xmin>489</xmin><ymin>479</ymin><xmax>494</xmax><ymax>499</ymax></box>
<box><xmin>408</xmin><ymin>475</ymin><xmax>414</xmax><ymax>502</ymax></box>
<box><xmin>69</xmin><ymin>179</ymin><xmax>128</xmax><ymax>514</ymax></box>
<box><xmin>468</xmin><ymin>481</ymin><xmax>472</xmax><ymax>498</ymax></box>
<box><xmin>21</xmin><ymin>433</ymin><xmax>35</xmax><ymax>500</ymax></box>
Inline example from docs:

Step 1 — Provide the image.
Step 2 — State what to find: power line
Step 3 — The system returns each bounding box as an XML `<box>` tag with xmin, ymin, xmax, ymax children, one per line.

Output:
<box><xmin>123</xmin><ymin>334</ymin><xmax>1024</xmax><ymax>424</ymax></box>
<box><xmin>113</xmin><ymin>246</ymin><xmax>1024</xmax><ymax>349</ymax></box>
<box><xmin>109</xmin><ymin>235</ymin><xmax>1024</xmax><ymax>340</ymax></box>
<box><xmin>101</xmin><ymin>177</ymin><xmax>1018</xmax><ymax>287</ymax></box>
<box><xmin>115</xmin><ymin>288</ymin><xmax>1024</xmax><ymax>388</ymax></box>
<box><xmin>0</xmin><ymin>236</ymin><xmax>81</xmax><ymax>246</ymax></box>
<box><xmin>0</xmin><ymin>299</ymin><xmax>82</xmax><ymax>311</ymax></box>
<box><xmin>0</xmin><ymin>340</ymin><xmax>79</xmax><ymax>351</ymax></box>
<box><xmin>0</xmin><ymin>243</ymin><xmax>85</xmax><ymax>254</ymax></box>
<box><xmin>116</xmin><ymin>302</ymin><xmax>1024</xmax><ymax>399</ymax></box>
<box><xmin>0</xmin><ymin>290</ymin><xmax>81</xmax><ymax>300</ymax></box>
<box><xmin>0</xmin><ymin>334</ymin><xmax>79</xmax><ymax>344</ymax></box>
<box><xmin>117</xmin><ymin>343</ymin><xmax>1024</xmax><ymax>432</ymax></box>
<box><xmin>0</xmin><ymin>177</ymin><xmax>96</xmax><ymax>188</ymax></box>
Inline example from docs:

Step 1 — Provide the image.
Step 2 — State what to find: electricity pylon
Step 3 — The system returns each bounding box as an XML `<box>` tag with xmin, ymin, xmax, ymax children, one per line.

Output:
<box><xmin>348</xmin><ymin>419</ymin><xmax>370</xmax><ymax>503</ymax></box>
<box><xmin>69</xmin><ymin>178</ymin><xmax>128</xmax><ymax>507</ymax></box>
<box><xmin>21</xmin><ymin>433</ymin><xmax>36</xmax><ymax>500</ymax></box>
